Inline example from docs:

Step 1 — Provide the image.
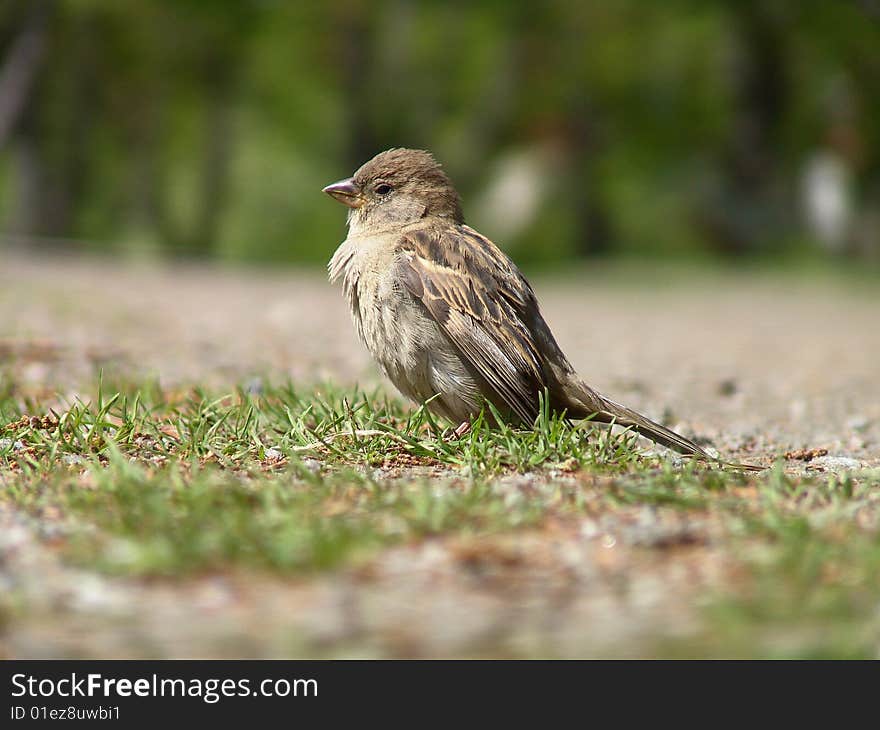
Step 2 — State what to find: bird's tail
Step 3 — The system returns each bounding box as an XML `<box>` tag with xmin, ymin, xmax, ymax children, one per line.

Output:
<box><xmin>558</xmin><ymin>378</ymin><xmax>761</xmax><ymax>470</ymax></box>
<box><xmin>594</xmin><ymin>395</ymin><xmax>711</xmax><ymax>458</ymax></box>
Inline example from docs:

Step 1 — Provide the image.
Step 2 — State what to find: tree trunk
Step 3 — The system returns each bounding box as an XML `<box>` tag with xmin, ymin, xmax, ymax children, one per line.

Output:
<box><xmin>0</xmin><ymin>1</ymin><xmax>51</xmax><ymax>150</ymax></box>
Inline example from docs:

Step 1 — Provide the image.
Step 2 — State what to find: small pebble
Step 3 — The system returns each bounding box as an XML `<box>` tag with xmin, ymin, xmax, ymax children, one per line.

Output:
<box><xmin>264</xmin><ymin>447</ymin><xmax>283</xmax><ymax>462</ymax></box>
<box><xmin>301</xmin><ymin>458</ymin><xmax>322</xmax><ymax>474</ymax></box>
<box><xmin>718</xmin><ymin>378</ymin><xmax>738</xmax><ymax>396</ymax></box>
<box><xmin>809</xmin><ymin>455</ymin><xmax>862</xmax><ymax>472</ymax></box>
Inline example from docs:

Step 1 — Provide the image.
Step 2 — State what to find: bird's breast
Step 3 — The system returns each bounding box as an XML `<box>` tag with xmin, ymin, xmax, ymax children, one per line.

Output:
<box><xmin>329</xmin><ymin>233</ymin><xmax>484</xmax><ymax>422</ymax></box>
<box><xmin>330</xmin><ymin>236</ymin><xmax>422</xmax><ymax>367</ymax></box>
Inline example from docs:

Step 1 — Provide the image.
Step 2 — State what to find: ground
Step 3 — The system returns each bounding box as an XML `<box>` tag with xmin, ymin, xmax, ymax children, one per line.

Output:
<box><xmin>1</xmin><ymin>249</ymin><xmax>878</xmax><ymax>658</ymax></box>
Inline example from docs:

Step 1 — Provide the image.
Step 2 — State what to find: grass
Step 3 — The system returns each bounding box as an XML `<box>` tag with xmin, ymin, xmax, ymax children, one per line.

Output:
<box><xmin>1</xmin><ymin>375</ymin><xmax>879</xmax><ymax>657</ymax></box>
<box><xmin>0</xmin><ymin>377</ymin><xmax>640</xmax><ymax>574</ymax></box>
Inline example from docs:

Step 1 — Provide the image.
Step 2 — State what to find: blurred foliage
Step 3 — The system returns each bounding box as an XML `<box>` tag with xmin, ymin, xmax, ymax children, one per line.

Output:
<box><xmin>0</xmin><ymin>0</ymin><xmax>878</xmax><ymax>265</ymax></box>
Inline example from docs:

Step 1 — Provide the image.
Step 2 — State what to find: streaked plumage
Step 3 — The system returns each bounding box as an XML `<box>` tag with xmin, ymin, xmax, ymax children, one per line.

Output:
<box><xmin>325</xmin><ymin>148</ymin><xmax>750</xmax><ymax>464</ymax></box>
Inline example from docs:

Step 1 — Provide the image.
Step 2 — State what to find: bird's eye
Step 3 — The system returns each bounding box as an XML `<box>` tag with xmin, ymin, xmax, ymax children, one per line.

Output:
<box><xmin>375</xmin><ymin>183</ymin><xmax>392</xmax><ymax>195</ymax></box>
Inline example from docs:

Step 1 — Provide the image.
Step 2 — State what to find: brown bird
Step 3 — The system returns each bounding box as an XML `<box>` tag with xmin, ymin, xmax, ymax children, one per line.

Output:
<box><xmin>324</xmin><ymin>148</ymin><xmax>732</xmax><ymax>462</ymax></box>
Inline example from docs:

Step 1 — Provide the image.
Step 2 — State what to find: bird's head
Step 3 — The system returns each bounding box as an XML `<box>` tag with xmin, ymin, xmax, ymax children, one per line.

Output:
<box><xmin>323</xmin><ymin>148</ymin><xmax>463</xmax><ymax>231</ymax></box>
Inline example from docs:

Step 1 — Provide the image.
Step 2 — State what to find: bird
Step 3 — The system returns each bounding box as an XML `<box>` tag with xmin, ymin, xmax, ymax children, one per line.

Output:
<box><xmin>323</xmin><ymin>148</ymin><xmax>747</xmax><ymax>465</ymax></box>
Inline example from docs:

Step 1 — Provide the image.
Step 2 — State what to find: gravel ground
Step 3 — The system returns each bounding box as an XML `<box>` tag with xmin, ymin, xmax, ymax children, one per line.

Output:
<box><xmin>1</xmin><ymin>250</ymin><xmax>878</xmax><ymax>657</ymax></box>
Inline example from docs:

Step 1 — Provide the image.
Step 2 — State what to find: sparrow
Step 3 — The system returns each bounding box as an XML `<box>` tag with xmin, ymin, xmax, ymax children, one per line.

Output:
<box><xmin>324</xmin><ymin>148</ymin><xmax>735</xmax><ymax>462</ymax></box>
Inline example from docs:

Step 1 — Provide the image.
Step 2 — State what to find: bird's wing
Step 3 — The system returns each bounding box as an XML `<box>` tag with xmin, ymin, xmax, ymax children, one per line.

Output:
<box><xmin>399</xmin><ymin>223</ymin><xmax>546</xmax><ymax>423</ymax></box>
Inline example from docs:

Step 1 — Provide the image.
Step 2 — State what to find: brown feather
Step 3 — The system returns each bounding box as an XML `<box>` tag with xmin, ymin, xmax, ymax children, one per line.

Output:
<box><xmin>399</xmin><ymin>224</ymin><xmax>546</xmax><ymax>424</ymax></box>
<box><xmin>325</xmin><ymin>148</ymin><xmax>761</xmax><ymax>469</ymax></box>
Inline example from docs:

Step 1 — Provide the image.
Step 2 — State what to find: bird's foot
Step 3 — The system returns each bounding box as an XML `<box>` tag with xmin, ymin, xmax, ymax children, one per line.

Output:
<box><xmin>442</xmin><ymin>421</ymin><xmax>472</xmax><ymax>440</ymax></box>
<box><xmin>454</xmin><ymin>421</ymin><xmax>472</xmax><ymax>438</ymax></box>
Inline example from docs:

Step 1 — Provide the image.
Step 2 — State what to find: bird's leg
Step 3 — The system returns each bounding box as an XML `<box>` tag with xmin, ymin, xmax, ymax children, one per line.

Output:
<box><xmin>451</xmin><ymin>420</ymin><xmax>471</xmax><ymax>439</ymax></box>
<box><xmin>440</xmin><ymin>420</ymin><xmax>472</xmax><ymax>440</ymax></box>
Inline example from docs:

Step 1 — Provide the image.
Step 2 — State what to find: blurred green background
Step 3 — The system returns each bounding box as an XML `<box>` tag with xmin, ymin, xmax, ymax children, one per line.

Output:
<box><xmin>0</xmin><ymin>0</ymin><xmax>878</xmax><ymax>267</ymax></box>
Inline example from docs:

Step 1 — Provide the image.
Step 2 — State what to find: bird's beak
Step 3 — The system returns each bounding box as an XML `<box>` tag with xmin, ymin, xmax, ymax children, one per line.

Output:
<box><xmin>322</xmin><ymin>177</ymin><xmax>364</xmax><ymax>208</ymax></box>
